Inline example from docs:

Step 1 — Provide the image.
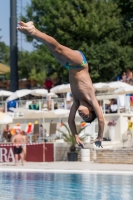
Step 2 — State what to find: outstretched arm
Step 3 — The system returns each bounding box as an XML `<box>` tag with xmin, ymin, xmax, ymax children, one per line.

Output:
<box><xmin>68</xmin><ymin>101</ymin><xmax>85</xmax><ymax>148</ymax></box>
<box><xmin>91</xmin><ymin>97</ymin><xmax>104</xmax><ymax>147</ymax></box>
<box><xmin>68</xmin><ymin>102</ymin><xmax>79</xmax><ymax>136</ymax></box>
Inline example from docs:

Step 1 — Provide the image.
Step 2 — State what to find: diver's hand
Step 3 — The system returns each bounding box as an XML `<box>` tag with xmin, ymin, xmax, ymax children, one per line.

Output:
<box><xmin>17</xmin><ymin>21</ymin><xmax>36</xmax><ymax>36</ymax></box>
<box><xmin>75</xmin><ymin>135</ymin><xmax>85</xmax><ymax>148</ymax></box>
<box><xmin>91</xmin><ymin>137</ymin><xmax>103</xmax><ymax>148</ymax></box>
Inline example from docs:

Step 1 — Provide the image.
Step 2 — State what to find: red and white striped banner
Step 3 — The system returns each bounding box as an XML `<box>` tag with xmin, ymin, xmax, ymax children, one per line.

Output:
<box><xmin>0</xmin><ymin>142</ymin><xmax>46</xmax><ymax>146</ymax></box>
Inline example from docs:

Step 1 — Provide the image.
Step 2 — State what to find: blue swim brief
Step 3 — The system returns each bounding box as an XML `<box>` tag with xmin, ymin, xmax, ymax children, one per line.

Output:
<box><xmin>65</xmin><ymin>51</ymin><xmax>87</xmax><ymax>70</ymax></box>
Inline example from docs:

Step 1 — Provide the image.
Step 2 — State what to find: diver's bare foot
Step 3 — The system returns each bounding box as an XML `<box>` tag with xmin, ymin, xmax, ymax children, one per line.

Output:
<box><xmin>17</xmin><ymin>21</ymin><xmax>36</xmax><ymax>36</ymax></box>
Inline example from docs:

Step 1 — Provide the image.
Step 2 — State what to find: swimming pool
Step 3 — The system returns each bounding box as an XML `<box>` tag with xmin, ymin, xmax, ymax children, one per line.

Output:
<box><xmin>0</xmin><ymin>172</ymin><xmax>133</xmax><ymax>200</ymax></box>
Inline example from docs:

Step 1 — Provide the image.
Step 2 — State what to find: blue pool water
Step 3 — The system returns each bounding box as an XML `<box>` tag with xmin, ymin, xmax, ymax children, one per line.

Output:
<box><xmin>0</xmin><ymin>172</ymin><xmax>133</xmax><ymax>200</ymax></box>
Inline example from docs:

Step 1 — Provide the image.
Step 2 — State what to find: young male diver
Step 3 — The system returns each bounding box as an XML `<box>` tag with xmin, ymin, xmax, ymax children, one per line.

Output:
<box><xmin>17</xmin><ymin>21</ymin><xmax>104</xmax><ymax>148</ymax></box>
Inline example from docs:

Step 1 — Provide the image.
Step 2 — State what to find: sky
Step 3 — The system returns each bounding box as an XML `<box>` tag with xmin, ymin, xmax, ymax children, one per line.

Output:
<box><xmin>0</xmin><ymin>0</ymin><xmax>33</xmax><ymax>52</ymax></box>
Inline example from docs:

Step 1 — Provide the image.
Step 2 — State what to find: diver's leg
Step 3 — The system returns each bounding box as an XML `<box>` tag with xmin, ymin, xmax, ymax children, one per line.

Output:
<box><xmin>17</xmin><ymin>21</ymin><xmax>83</xmax><ymax>66</ymax></box>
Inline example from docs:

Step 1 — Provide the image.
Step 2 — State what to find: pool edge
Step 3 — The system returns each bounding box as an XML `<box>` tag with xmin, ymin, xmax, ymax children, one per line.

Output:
<box><xmin>0</xmin><ymin>168</ymin><xmax>133</xmax><ymax>174</ymax></box>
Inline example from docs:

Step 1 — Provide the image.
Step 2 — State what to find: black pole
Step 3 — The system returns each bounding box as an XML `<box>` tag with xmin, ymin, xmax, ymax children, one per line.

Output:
<box><xmin>10</xmin><ymin>0</ymin><xmax>18</xmax><ymax>92</ymax></box>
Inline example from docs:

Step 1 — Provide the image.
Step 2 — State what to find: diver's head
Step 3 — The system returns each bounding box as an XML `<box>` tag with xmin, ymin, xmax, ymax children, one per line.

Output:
<box><xmin>78</xmin><ymin>105</ymin><xmax>96</xmax><ymax>123</ymax></box>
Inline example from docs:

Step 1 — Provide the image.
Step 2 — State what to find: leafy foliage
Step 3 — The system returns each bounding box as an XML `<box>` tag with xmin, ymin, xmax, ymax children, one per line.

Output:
<box><xmin>0</xmin><ymin>29</ymin><xmax>10</xmax><ymax>65</ymax></box>
<box><xmin>0</xmin><ymin>1</ymin><xmax>133</xmax><ymax>83</ymax></box>
<box><xmin>57</xmin><ymin>123</ymin><xmax>88</xmax><ymax>151</ymax></box>
<box><xmin>20</xmin><ymin>0</ymin><xmax>133</xmax><ymax>82</ymax></box>
<box><xmin>29</xmin><ymin>67</ymin><xmax>46</xmax><ymax>85</ymax></box>
<box><xmin>115</xmin><ymin>0</ymin><xmax>133</xmax><ymax>45</ymax></box>
<box><xmin>18</xmin><ymin>48</ymin><xmax>48</xmax><ymax>83</ymax></box>
<box><xmin>0</xmin><ymin>29</ymin><xmax>10</xmax><ymax>81</ymax></box>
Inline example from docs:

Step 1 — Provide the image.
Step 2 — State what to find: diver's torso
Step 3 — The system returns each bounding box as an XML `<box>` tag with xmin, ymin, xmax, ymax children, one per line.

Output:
<box><xmin>69</xmin><ymin>65</ymin><xmax>95</xmax><ymax>101</ymax></box>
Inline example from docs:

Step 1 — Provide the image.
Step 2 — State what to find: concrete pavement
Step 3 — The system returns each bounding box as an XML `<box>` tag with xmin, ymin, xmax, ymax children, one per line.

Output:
<box><xmin>0</xmin><ymin>162</ymin><xmax>133</xmax><ymax>173</ymax></box>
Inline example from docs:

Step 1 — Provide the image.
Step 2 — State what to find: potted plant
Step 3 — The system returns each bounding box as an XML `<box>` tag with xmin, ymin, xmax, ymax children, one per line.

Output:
<box><xmin>56</xmin><ymin>122</ymin><xmax>88</xmax><ymax>161</ymax></box>
<box><xmin>107</xmin><ymin>120</ymin><xmax>116</xmax><ymax>141</ymax></box>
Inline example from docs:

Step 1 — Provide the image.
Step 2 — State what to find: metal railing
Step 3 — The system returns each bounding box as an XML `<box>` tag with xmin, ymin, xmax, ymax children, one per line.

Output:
<box><xmin>2</xmin><ymin>98</ymin><xmax>68</xmax><ymax>113</ymax></box>
<box><xmin>0</xmin><ymin>97</ymin><xmax>132</xmax><ymax>115</ymax></box>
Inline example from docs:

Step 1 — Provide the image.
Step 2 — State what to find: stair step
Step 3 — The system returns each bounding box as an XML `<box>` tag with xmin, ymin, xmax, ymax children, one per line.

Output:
<box><xmin>90</xmin><ymin>149</ymin><xmax>133</xmax><ymax>164</ymax></box>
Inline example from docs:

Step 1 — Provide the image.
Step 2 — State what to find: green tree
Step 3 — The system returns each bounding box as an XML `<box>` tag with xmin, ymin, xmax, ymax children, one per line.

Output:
<box><xmin>115</xmin><ymin>0</ymin><xmax>133</xmax><ymax>45</ymax></box>
<box><xmin>114</xmin><ymin>0</ymin><xmax>133</xmax><ymax>74</ymax></box>
<box><xmin>29</xmin><ymin>67</ymin><xmax>46</xmax><ymax>85</ymax></box>
<box><xmin>18</xmin><ymin>49</ymin><xmax>47</xmax><ymax>80</ymax></box>
<box><xmin>0</xmin><ymin>29</ymin><xmax>10</xmax><ymax>65</ymax></box>
<box><xmin>21</xmin><ymin>0</ymin><xmax>133</xmax><ymax>82</ymax></box>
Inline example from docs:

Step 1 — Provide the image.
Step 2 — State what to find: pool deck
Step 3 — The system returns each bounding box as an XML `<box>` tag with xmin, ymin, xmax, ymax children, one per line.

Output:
<box><xmin>0</xmin><ymin>162</ymin><xmax>133</xmax><ymax>173</ymax></box>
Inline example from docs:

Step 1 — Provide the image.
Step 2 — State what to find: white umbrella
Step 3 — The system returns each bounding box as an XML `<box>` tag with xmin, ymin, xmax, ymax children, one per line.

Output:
<box><xmin>50</xmin><ymin>85</ymin><xmax>61</xmax><ymax>93</ymax></box>
<box><xmin>31</xmin><ymin>89</ymin><xmax>48</xmax><ymax>97</ymax></box>
<box><xmin>47</xmin><ymin>92</ymin><xmax>58</xmax><ymax>98</ymax></box>
<box><xmin>0</xmin><ymin>90</ymin><xmax>13</xmax><ymax>97</ymax></box>
<box><xmin>6</xmin><ymin>89</ymin><xmax>32</xmax><ymax>102</ymax></box>
<box><xmin>114</xmin><ymin>85</ymin><xmax>133</xmax><ymax>95</ymax></box>
<box><xmin>93</xmin><ymin>82</ymin><xmax>108</xmax><ymax>91</ymax></box>
<box><xmin>31</xmin><ymin>89</ymin><xmax>57</xmax><ymax>98</ymax></box>
<box><xmin>0</xmin><ymin>112</ymin><xmax>13</xmax><ymax>124</ymax></box>
<box><xmin>102</xmin><ymin>81</ymin><xmax>129</xmax><ymax>91</ymax></box>
<box><xmin>50</xmin><ymin>84</ymin><xmax>71</xmax><ymax>94</ymax></box>
<box><xmin>0</xmin><ymin>90</ymin><xmax>13</xmax><ymax>109</ymax></box>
